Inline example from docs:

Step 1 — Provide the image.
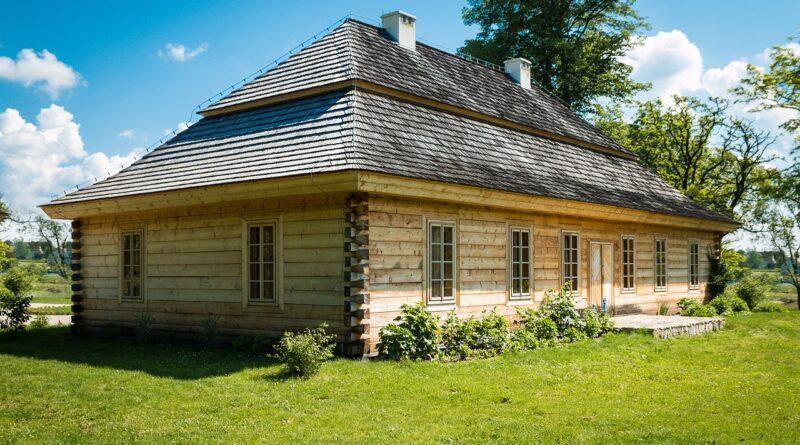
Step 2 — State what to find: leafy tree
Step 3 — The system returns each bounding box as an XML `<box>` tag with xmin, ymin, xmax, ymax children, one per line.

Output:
<box><xmin>744</xmin><ymin>250</ymin><xmax>766</xmax><ymax>270</ymax></box>
<box><xmin>11</xmin><ymin>240</ymin><xmax>32</xmax><ymax>260</ymax></box>
<box><xmin>733</xmin><ymin>35</ymin><xmax>800</xmax><ymax>146</ymax></box>
<box><xmin>750</xmin><ymin>168</ymin><xmax>800</xmax><ymax>309</ymax></box>
<box><xmin>28</xmin><ymin>216</ymin><xmax>71</xmax><ymax>278</ymax></box>
<box><xmin>616</xmin><ymin>96</ymin><xmax>777</xmax><ymax>216</ymax></box>
<box><xmin>459</xmin><ymin>0</ymin><xmax>649</xmax><ymax>113</ymax></box>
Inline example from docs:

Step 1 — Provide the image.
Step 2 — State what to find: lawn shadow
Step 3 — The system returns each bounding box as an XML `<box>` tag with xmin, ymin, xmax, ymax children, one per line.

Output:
<box><xmin>0</xmin><ymin>326</ymin><xmax>281</xmax><ymax>380</ymax></box>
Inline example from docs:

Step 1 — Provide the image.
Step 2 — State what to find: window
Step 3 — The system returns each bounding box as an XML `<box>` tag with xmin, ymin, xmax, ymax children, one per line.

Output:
<box><xmin>120</xmin><ymin>230</ymin><xmax>144</xmax><ymax>300</ymax></box>
<box><xmin>247</xmin><ymin>223</ymin><xmax>277</xmax><ymax>303</ymax></box>
<box><xmin>689</xmin><ymin>241</ymin><xmax>700</xmax><ymax>288</ymax></box>
<box><xmin>622</xmin><ymin>236</ymin><xmax>635</xmax><ymax>292</ymax></box>
<box><xmin>562</xmin><ymin>231</ymin><xmax>579</xmax><ymax>294</ymax></box>
<box><xmin>428</xmin><ymin>221</ymin><xmax>455</xmax><ymax>304</ymax></box>
<box><xmin>655</xmin><ymin>238</ymin><xmax>667</xmax><ymax>291</ymax></box>
<box><xmin>509</xmin><ymin>228</ymin><xmax>531</xmax><ymax>299</ymax></box>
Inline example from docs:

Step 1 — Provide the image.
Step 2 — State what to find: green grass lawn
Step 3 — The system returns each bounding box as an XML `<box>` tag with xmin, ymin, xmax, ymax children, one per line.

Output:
<box><xmin>27</xmin><ymin>305</ymin><xmax>71</xmax><ymax>315</ymax></box>
<box><xmin>29</xmin><ymin>277</ymin><xmax>70</xmax><ymax>305</ymax></box>
<box><xmin>1</xmin><ymin>313</ymin><xmax>799</xmax><ymax>444</ymax></box>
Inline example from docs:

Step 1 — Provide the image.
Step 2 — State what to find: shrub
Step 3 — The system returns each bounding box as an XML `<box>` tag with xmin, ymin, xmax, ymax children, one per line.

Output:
<box><xmin>0</xmin><ymin>287</ymin><xmax>32</xmax><ymax>332</ymax></box>
<box><xmin>509</xmin><ymin>328</ymin><xmax>543</xmax><ymax>351</ymax></box>
<box><xmin>273</xmin><ymin>324</ymin><xmax>336</xmax><ymax>377</ymax></box>
<box><xmin>441</xmin><ymin>310</ymin><xmax>510</xmax><ymax>360</ymax></box>
<box><xmin>657</xmin><ymin>301</ymin><xmax>671</xmax><ymax>315</ymax></box>
<box><xmin>735</xmin><ymin>274</ymin><xmax>769</xmax><ymax>310</ymax></box>
<box><xmin>708</xmin><ymin>292</ymin><xmax>750</xmax><ymax>316</ymax></box>
<box><xmin>1</xmin><ymin>267</ymin><xmax>34</xmax><ymax>297</ymax></box>
<box><xmin>677</xmin><ymin>298</ymin><xmax>718</xmax><ymax>317</ymax></box>
<box><xmin>378</xmin><ymin>302</ymin><xmax>439</xmax><ymax>360</ymax></box>
<box><xmin>29</xmin><ymin>314</ymin><xmax>49</xmax><ymax>329</ymax></box>
<box><xmin>753</xmin><ymin>300</ymin><xmax>788</xmax><ymax>313</ymax></box>
<box><xmin>232</xmin><ymin>336</ymin><xmax>253</xmax><ymax>351</ymax></box>
<box><xmin>136</xmin><ymin>313</ymin><xmax>155</xmax><ymax>342</ymax></box>
<box><xmin>537</xmin><ymin>285</ymin><xmax>585</xmax><ymax>336</ymax></box>
<box><xmin>582</xmin><ymin>305</ymin><xmax>614</xmax><ymax>338</ymax></box>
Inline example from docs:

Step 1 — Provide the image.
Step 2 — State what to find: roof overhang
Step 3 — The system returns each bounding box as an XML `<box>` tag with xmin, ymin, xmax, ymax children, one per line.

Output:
<box><xmin>41</xmin><ymin>170</ymin><xmax>739</xmax><ymax>233</ymax></box>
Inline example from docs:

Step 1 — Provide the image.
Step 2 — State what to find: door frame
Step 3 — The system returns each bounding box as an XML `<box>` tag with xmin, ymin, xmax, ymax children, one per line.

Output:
<box><xmin>589</xmin><ymin>241</ymin><xmax>615</xmax><ymax>310</ymax></box>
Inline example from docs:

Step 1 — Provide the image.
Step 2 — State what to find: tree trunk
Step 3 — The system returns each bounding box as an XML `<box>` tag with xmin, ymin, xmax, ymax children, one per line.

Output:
<box><xmin>796</xmin><ymin>285</ymin><xmax>800</xmax><ymax>311</ymax></box>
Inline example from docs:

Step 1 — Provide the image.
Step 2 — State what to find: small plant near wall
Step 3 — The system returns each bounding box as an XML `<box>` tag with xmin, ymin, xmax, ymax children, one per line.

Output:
<box><xmin>273</xmin><ymin>324</ymin><xmax>336</xmax><ymax>378</ymax></box>
<box><xmin>378</xmin><ymin>285</ymin><xmax>615</xmax><ymax>362</ymax></box>
<box><xmin>377</xmin><ymin>301</ymin><xmax>440</xmax><ymax>361</ymax></box>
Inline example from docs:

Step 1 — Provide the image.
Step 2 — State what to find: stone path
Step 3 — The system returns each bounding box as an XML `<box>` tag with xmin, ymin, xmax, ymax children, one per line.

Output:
<box><xmin>613</xmin><ymin>314</ymin><xmax>724</xmax><ymax>339</ymax></box>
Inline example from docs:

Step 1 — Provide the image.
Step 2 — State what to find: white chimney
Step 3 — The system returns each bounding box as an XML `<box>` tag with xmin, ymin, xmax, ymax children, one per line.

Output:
<box><xmin>381</xmin><ymin>10</ymin><xmax>416</xmax><ymax>51</ymax></box>
<box><xmin>504</xmin><ymin>58</ymin><xmax>532</xmax><ymax>89</ymax></box>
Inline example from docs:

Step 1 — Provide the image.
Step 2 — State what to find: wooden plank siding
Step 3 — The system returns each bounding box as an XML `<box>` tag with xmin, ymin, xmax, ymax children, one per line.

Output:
<box><xmin>78</xmin><ymin>194</ymin><xmax>347</xmax><ymax>338</ymax></box>
<box><xmin>76</xmin><ymin>190</ymin><xmax>717</xmax><ymax>347</ymax></box>
<box><xmin>366</xmin><ymin>195</ymin><xmax>715</xmax><ymax>346</ymax></box>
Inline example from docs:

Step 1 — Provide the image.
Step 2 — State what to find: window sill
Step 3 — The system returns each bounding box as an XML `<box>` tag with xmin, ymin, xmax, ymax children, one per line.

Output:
<box><xmin>621</xmin><ymin>289</ymin><xmax>636</xmax><ymax>294</ymax></box>
<box><xmin>118</xmin><ymin>297</ymin><xmax>145</xmax><ymax>304</ymax></box>
<box><xmin>244</xmin><ymin>301</ymin><xmax>284</xmax><ymax>313</ymax></box>
<box><xmin>507</xmin><ymin>297</ymin><xmax>532</xmax><ymax>306</ymax></box>
<box><xmin>426</xmin><ymin>302</ymin><xmax>457</xmax><ymax>312</ymax></box>
<box><xmin>654</xmin><ymin>288</ymin><xmax>668</xmax><ymax>293</ymax></box>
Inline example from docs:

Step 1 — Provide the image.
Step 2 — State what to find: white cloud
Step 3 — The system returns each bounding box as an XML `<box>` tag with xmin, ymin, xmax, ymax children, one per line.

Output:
<box><xmin>622</xmin><ymin>30</ymin><xmax>704</xmax><ymax>102</ymax></box>
<box><xmin>701</xmin><ymin>60</ymin><xmax>749</xmax><ymax>97</ymax></box>
<box><xmin>0</xmin><ymin>49</ymin><xmax>81</xmax><ymax>98</ymax></box>
<box><xmin>163</xmin><ymin>120</ymin><xmax>193</xmax><ymax>136</ymax></box>
<box><xmin>158</xmin><ymin>43</ymin><xmax>208</xmax><ymax>62</ymax></box>
<box><xmin>0</xmin><ymin>105</ymin><xmax>141</xmax><ymax>216</ymax></box>
<box><xmin>118</xmin><ymin>129</ymin><xmax>135</xmax><ymax>139</ymax></box>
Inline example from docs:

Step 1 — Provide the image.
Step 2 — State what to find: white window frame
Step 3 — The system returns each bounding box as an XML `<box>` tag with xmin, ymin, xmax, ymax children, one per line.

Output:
<box><xmin>119</xmin><ymin>227</ymin><xmax>145</xmax><ymax>302</ymax></box>
<box><xmin>561</xmin><ymin>230</ymin><xmax>580</xmax><ymax>296</ymax></box>
<box><xmin>621</xmin><ymin>235</ymin><xmax>636</xmax><ymax>293</ymax></box>
<box><xmin>654</xmin><ymin>237</ymin><xmax>668</xmax><ymax>292</ymax></box>
<box><xmin>242</xmin><ymin>217</ymin><xmax>283</xmax><ymax>307</ymax></box>
<box><xmin>508</xmin><ymin>226</ymin><xmax>533</xmax><ymax>300</ymax></box>
<box><xmin>425</xmin><ymin>219</ymin><xmax>457</xmax><ymax>306</ymax></box>
<box><xmin>688</xmin><ymin>240</ymin><xmax>700</xmax><ymax>289</ymax></box>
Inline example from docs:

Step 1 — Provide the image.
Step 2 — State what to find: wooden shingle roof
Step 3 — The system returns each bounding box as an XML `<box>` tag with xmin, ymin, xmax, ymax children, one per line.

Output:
<box><xmin>45</xmin><ymin>19</ymin><xmax>734</xmax><ymax>224</ymax></box>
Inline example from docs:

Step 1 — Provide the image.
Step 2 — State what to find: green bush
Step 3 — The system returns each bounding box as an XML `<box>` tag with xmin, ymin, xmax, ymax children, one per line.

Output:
<box><xmin>441</xmin><ymin>310</ymin><xmax>510</xmax><ymax>360</ymax></box>
<box><xmin>677</xmin><ymin>298</ymin><xmax>718</xmax><ymax>317</ymax></box>
<box><xmin>753</xmin><ymin>300</ymin><xmax>788</xmax><ymax>313</ymax></box>
<box><xmin>582</xmin><ymin>305</ymin><xmax>614</xmax><ymax>338</ymax></box>
<box><xmin>734</xmin><ymin>274</ymin><xmax>769</xmax><ymax>310</ymax></box>
<box><xmin>274</xmin><ymin>324</ymin><xmax>336</xmax><ymax>377</ymax></box>
<box><xmin>0</xmin><ymin>286</ymin><xmax>32</xmax><ymax>333</ymax></box>
<box><xmin>708</xmin><ymin>292</ymin><xmax>750</xmax><ymax>316</ymax></box>
<box><xmin>537</xmin><ymin>285</ymin><xmax>586</xmax><ymax>336</ymax></box>
<box><xmin>29</xmin><ymin>314</ymin><xmax>49</xmax><ymax>329</ymax></box>
<box><xmin>1</xmin><ymin>267</ymin><xmax>34</xmax><ymax>297</ymax></box>
<box><xmin>378</xmin><ymin>302</ymin><xmax>439</xmax><ymax>360</ymax></box>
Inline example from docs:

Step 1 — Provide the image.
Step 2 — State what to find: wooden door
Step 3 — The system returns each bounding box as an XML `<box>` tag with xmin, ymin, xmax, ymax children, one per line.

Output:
<box><xmin>590</xmin><ymin>243</ymin><xmax>614</xmax><ymax>310</ymax></box>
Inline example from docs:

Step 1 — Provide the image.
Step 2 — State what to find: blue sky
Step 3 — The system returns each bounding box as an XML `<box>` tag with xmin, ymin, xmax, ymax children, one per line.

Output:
<box><xmin>1</xmin><ymin>0</ymin><xmax>799</xmax><ymax>244</ymax></box>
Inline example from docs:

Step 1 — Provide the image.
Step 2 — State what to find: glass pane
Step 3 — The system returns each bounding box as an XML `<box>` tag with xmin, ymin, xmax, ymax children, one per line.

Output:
<box><xmin>432</xmin><ymin>262</ymin><xmax>441</xmax><ymax>280</ymax></box>
<box><xmin>249</xmin><ymin>282</ymin><xmax>260</xmax><ymax>300</ymax></box>
<box><xmin>123</xmin><ymin>250</ymin><xmax>130</xmax><ymax>266</ymax></box>
<box><xmin>572</xmin><ymin>264</ymin><xmax>578</xmax><ymax>277</ymax></box>
<box><xmin>521</xmin><ymin>231</ymin><xmax>529</xmax><ymax>247</ymax></box>
<box><xmin>124</xmin><ymin>235</ymin><xmax>131</xmax><ymax>251</ymax></box>
<box><xmin>431</xmin><ymin>280</ymin><xmax>442</xmax><ymax>299</ymax></box>
<box><xmin>444</xmin><ymin>226</ymin><xmax>453</xmax><ymax>244</ymax></box>
<box><xmin>444</xmin><ymin>244</ymin><xmax>453</xmax><ymax>261</ymax></box>
<box><xmin>431</xmin><ymin>225</ymin><xmax>441</xmax><ymax>244</ymax></box>
<box><xmin>249</xmin><ymin>246</ymin><xmax>260</xmax><ymax>263</ymax></box>
<box><xmin>250</xmin><ymin>264</ymin><xmax>260</xmax><ymax>281</ymax></box>
<box><xmin>513</xmin><ymin>262</ymin><xmax>521</xmax><ymax>280</ymax></box>
<box><xmin>132</xmin><ymin>235</ymin><xmax>140</xmax><ymax>249</ymax></box>
<box><xmin>263</xmin><ymin>244</ymin><xmax>274</xmax><ymax>262</ymax></box>
<box><xmin>122</xmin><ymin>279</ymin><xmax>130</xmax><ymax>297</ymax></box>
<box><xmin>132</xmin><ymin>284</ymin><xmax>140</xmax><ymax>297</ymax></box>
<box><xmin>263</xmin><ymin>282</ymin><xmax>274</xmax><ymax>300</ymax></box>
<box><xmin>263</xmin><ymin>262</ymin><xmax>273</xmax><ymax>281</ymax></box>
<box><xmin>564</xmin><ymin>235</ymin><xmax>571</xmax><ymax>249</ymax></box>
<box><xmin>521</xmin><ymin>264</ymin><xmax>529</xmax><ymax>279</ymax></box>
<box><xmin>443</xmin><ymin>280</ymin><xmax>453</xmax><ymax>298</ymax></box>
<box><xmin>521</xmin><ymin>278</ymin><xmax>530</xmax><ymax>294</ymax></box>
<box><xmin>123</xmin><ymin>266</ymin><xmax>130</xmax><ymax>281</ymax></box>
<box><xmin>249</xmin><ymin>226</ymin><xmax>260</xmax><ymax>244</ymax></box>
<box><xmin>513</xmin><ymin>230</ymin><xmax>520</xmax><ymax>247</ymax></box>
<box><xmin>263</xmin><ymin>226</ymin><xmax>274</xmax><ymax>243</ymax></box>
<box><xmin>132</xmin><ymin>266</ymin><xmax>140</xmax><ymax>280</ymax></box>
<box><xmin>513</xmin><ymin>278</ymin><xmax>520</xmax><ymax>295</ymax></box>
<box><xmin>432</xmin><ymin>242</ymin><xmax>441</xmax><ymax>261</ymax></box>
<box><xmin>513</xmin><ymin>246</ymin><xmax>520</xmax><ymax>262</ymax></box>
<box><xmin>132</xmin><ymin>250</ymin><xmax>140</xmax><ymax>266</ymax></box>
<box><xmin>444</xmin><ymin>262</ymin><xmax>453</xmax><ymax>280</ymax></box>
<box><xmin>522</xmin><ymin>246</ymin><xmax>529</xmax><ymax>263</ymax></box>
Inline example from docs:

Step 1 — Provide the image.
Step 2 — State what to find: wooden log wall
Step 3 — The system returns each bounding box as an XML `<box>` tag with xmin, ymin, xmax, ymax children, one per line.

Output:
<box><xmin>70</xmin><ymin>219</ymin><xmax>83</xmax><ymax>332</ymax></box>
<box><xmin>342</xmin><ymin>193</ymin><xmax>371</xmax><ymax>356</ymax></box>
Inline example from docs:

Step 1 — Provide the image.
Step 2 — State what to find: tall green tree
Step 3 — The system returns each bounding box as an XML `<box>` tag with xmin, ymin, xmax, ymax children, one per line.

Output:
<box><xmin>459</xmin><ymin>0</ymin><xmax>649</xmax><ymax>113</ymax></box>
<box><xmin>606</xmin><ymin>96</ymin><xmax>778</xmax><ymax>217</ymax></box>
<box><xmin>733</xmin><ymin>35</ymin><xmax>800</xmax><ymax>145</ymax></box>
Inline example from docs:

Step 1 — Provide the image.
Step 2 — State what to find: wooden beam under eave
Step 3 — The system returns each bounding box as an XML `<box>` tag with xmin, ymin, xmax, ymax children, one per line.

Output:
<box><xmin>39</xmin><ymin>171</ymin><xmax>361</xmax><ymax>219</ymax></box>
<box><xmin>355</xmin><ymin>171</ymin><xmax>740</xmax><ymax>233</ymax></box>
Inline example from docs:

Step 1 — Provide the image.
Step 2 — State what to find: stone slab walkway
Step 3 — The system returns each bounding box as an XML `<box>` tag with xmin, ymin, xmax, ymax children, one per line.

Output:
<box><xmin>613</xmin><ymin>314</ymin><xmax>724</xmax><ymax>339</ymax></box>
